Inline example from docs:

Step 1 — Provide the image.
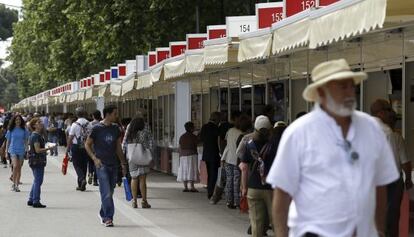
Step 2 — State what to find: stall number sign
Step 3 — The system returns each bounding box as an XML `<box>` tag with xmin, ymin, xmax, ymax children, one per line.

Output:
<box><xmin>258</xmin><ymin>7</ymin><xmax>284</xmax><ymax>29</ymax></box>
<box><xmin>208</xmin><ymin>29</ymin><xmax>226</xmax><ymax>40</ymax></box>
<box><xmin>170</xmin><ymin>45</ymin><xmax>186</xmax><ymax>57</ymax></box>
<box><xmin>319</xmin><ymin>0</ymin><xmax>339</xmax><ymax>6</ymax></box>
<box><xmin>226</xmin><ymin>16</ymin><xmax>257</xmax><ymax>38</ymax></box>
<box><xmin>149</xmin><ymin>54</ymin><xmax>156</xmax><ymax>67</ymax></box>
<box><xmin>187</xmin><ymin>37</ymin><xmax>207</xmax><ymax>50</ymax></box>
<box><xmin>157</xmin><ymin>51</ymin><xmax>169</xmax><ymax>63</ymax></box>
<box><xmin>285</xmin><ymin>0</ymin><xmax>316</xmax><ymax>17</ymax></box>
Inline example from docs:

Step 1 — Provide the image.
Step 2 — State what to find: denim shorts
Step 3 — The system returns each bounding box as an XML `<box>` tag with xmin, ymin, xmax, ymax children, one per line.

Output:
<box><xmin>10</xmin><ymin>153</ymin><xmax>26</xmax><ymax>160</ymax></box>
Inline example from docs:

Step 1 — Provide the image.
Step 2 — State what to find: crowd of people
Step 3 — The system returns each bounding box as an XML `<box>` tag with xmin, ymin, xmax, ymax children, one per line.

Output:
<box><xmin>0</xmin><ymin>59</ymin><xmax>413</xmax><ymax>236</ymax></box>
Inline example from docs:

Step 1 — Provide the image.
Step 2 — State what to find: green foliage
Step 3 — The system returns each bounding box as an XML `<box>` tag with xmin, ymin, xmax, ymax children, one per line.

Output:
<box><xmin>0</xmin><ymin>67</ymin><xmax>20</xmax><ymax>108</ymax></box>
<box><xmin>0</xmin><ymin>5</ymin><xmax>18</xmax><ymax>40</ymax></box>
<box><xmin>9</xmin><ymin>0</ymin><xmax>277</xmax><ymax>98</ymax></box>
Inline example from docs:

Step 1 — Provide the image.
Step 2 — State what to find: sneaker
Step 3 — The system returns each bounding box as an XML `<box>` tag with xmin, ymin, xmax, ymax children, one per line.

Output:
<box><xmin>27</xmin><ymin>201</ymin><xmax>33</xmax><ymax>206</ymax></box>
<box><xmin>11</xmin><ymin>184</ymin><xmax>15</xmax><ymax>191</ymax></box>
<box><xmin>14</xmin><ymin>186</ymin><xmax>21</xmax><ymax>192</ymax></box>
<box><xmin>104</xmin><ymin>220</ymin><xmax>113</xmax><ymax>227</ymax></box>
<box><xmin>98</xmin><ymin>214</ymin><xmax>104</xmax><ymax>225</ymax></box>
<box><xmin>3</xmin><ymin>164</ymin><xmax>7</xmax><ymax>168</ymax></box>
<box><xmin>33</xmin><ymin>203</ymin><xmax>46</xmax><ymax>208</ymax></box>
<box><xmin>141</xmin><ymin>200</ymin><xmax>151</xmax><ymax>209</ymax></box>
<box><xmin>93</xmin><ymin>182</ymin><xmax>99</xmax><ymax>186</ymax></box>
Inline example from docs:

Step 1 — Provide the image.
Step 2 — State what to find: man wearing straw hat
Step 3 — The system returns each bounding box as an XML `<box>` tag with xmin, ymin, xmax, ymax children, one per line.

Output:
<box><xmin>266</xmin><ymin>59</ymin><xmax>399</xmax><ymax>237</ymax></box>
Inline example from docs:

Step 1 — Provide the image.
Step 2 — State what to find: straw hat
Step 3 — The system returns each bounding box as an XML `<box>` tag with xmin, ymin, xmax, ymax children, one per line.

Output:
<box><xmin>302</xmin><ymin>59</ymin><xmax>367</xmax><ymax>102</ymax></box>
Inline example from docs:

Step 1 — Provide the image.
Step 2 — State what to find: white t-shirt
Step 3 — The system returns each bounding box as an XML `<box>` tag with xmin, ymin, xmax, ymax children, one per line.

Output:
<box><xmin>221</xmin><ymin>127</ymin><xmax>242</xmax><ymax>166</ymax></box>
<box><xmin>68</xmin><ymin>118</ymin><xmax>91</xmax><ymax>144</ymax></box>
<box><xmin>266</xmin><ymin>105</ymin><xmax>399</xmax><ymax>237</ymax></box>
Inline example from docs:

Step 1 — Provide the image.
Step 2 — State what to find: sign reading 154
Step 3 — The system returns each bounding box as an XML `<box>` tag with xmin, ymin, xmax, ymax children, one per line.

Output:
<box><xmin>239</xmin><ymin>24</ymin><xmax>251</xmax><ymax>33</ymax></box>
<box><xmin>301</xmin><ymin>0</ymin><xmax>316</xmax><ymax>10</ymax></box>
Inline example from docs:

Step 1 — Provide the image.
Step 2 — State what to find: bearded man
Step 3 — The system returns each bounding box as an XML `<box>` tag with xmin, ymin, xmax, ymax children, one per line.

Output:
<box><xmin>266</xmin><ymin>59</ymin><xmax>399</xmax><ymax>237</ymax></box>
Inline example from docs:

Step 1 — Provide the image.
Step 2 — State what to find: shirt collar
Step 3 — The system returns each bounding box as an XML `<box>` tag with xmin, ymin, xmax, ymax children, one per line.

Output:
<box><xmin>313</xmin><ymin>104</ymin><xmax>356</xmax><ymax>142</ymax></box>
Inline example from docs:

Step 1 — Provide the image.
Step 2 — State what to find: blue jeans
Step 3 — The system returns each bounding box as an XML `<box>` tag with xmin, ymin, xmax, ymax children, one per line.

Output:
<box><xmin>48</xmin><ymin>135</ymin><xmax>58</xmax><ymax>155</ymax></box>
<box><xmin>96</xmin><ymin>164</ymin><xmax>118</xmax><ymax>222</ymax></box>
<box><xmin>29</xmin><ymin>166</ymin><xmax>45</xmax><ymax>203</ymax></box>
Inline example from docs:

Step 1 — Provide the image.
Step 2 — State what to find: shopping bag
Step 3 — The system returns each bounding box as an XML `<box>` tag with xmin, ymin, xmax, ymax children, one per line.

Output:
<box><xmin>216</xmin><ymin>167</ymin><xmax>223</xmax><ymax>188</ymax></box>
<box><xmin>61</xmin><ymin>154</ymin><xmax>69</xmax><ymax>175</ymax></box>
<box><xmin>122</xmin><ymin>177</ymin><xmax>133</xmax><ymax>202</ymax></box>
<box><xmin>240</xmin><ymin>196</ymin><xmax>249</xmax><ymax>214</ymax></box>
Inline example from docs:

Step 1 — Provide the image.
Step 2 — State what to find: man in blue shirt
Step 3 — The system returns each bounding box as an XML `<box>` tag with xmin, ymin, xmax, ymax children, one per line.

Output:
<box><xmin>85</xmin><ymin>104</ymin><xmax>127</xmax><ymax>227</ymax></box>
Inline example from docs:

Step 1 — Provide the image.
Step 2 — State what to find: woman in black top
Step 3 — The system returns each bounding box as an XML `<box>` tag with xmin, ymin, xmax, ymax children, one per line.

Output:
<box><xmin>27</xmin><ymin>118</ymin><xmax>55</xmax><ymax>208</ymax></box>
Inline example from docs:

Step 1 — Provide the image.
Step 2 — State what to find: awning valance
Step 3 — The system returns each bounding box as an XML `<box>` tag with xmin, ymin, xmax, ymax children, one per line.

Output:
<box><xmin>110</xmin><ymin>80</ymin><xmax>122</xmax><ymax>97</ymax></box>
<box><xmin>185</xmin><ymin>49</ymin><xmax>205</xmax><ymax>73</ymax></box>
<box><xmin>59</xmin><ymin>94</ymin><xmax>66</xmax><ymax>104</ymax></box>
<box><xmin>78</xmin><ymin>90</ymin><xmax>85</xmax><ymax>101</ymax></box>
<box><xmin>164</xmin><ymin>55</ymin><xmax>186</xmax><ymax>80</ymax></box>
<box><xmin>85</xmin><ymin>88</ymin><xmax>93</xmax><ymax>100</ymax></box>
<box><xmin>309</xmin><ymin>0</ymin><xmax>414</xmax><ymax>48</ymax></box>
<box><xmin>136</xmin><ymin>72</ymin><xmax>153</xmax><ymax>90</ymax></box>
<box><xmin>272</xmin><ymin>9</ymin><xmax>312</xmax><ymax>54</ymax></box>
<box><xmin>238</xmin><ymin>28</ymin><xmax>272</xmax><ymax>62</ymax></box>
<box><xmin>121</xmin><ymin>74</ymin><xmax>136</xmax><ymax>96</ymax></box>
<box><xmin>98</xmin><ymin>85</ymin><xmax>107</xmax><ymax>97</ymax></box>
<box><xmin>204</xmin><ymin>38</ymin><xmax>238</xmax><ymax>66</ymax></box>
<box><xmin>150</xmin><ymin>64</ymin><xmax>163</xmax><ymax>83</ymax></box>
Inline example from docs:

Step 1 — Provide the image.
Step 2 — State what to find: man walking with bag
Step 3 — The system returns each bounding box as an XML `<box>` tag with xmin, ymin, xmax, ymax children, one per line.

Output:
<box><xmin>66</xmin><ymin>107</ymin><xmax>91</xmax><ymax>191</ymax></box>
<box><xmin>85</xmin><ymin>104</ymin><xmax>127</xmax><ymax>227</ymax></box>
<box><xmin>267</xmin><ymin>59</ymin><xmax>399</xmax><ymax>237</ymax></box>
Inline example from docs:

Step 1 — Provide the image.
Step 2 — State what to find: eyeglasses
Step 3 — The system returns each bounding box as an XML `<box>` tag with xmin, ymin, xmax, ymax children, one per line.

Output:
<box><xmin>338</xmin><ymin>140</ymin><xmax>359</xmax><ymax>164</ymax></box>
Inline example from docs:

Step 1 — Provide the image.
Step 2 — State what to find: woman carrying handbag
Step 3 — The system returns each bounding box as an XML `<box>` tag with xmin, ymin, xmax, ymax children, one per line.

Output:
<box><xmin>122</xmin><ymin>117</ymin><xmax>153</xmax><ymax>209</ymax></box>
<box><xmin>27</xmin><ymin>117</ymin><xmax>56</xmax><ymax>208</ymax></box>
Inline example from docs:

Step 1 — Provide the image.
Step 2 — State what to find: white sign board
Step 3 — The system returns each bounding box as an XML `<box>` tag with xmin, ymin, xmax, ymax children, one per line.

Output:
<box><xmin>125</xmin><ymin>60</ymin><xmax>136</xmax><ymax>75</ymax></box>
<box><xmin>136</xmin><ymin>55</ymin><xmax>147</xmax><ymax>73</ymax></box>
<box><xmin>226</xmin><ymin>15</ymin><xmax>258</xmax><ymax>38</ymax></box>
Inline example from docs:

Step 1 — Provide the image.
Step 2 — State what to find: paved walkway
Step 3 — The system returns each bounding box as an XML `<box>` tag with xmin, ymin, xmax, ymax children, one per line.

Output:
<box><xmin>0</xmin><ymin>147</ymin><xmax>254</xmax><ymax>237</ymax></box>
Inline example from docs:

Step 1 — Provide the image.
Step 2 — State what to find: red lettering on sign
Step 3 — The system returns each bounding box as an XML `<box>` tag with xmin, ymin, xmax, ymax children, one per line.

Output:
<box><xmin>105</xmin><ymin>71</ymin><xmax>111</xmax><ymax>81</ymax></box>
<box><xmin>100</xmin><ymin>73</ymin><xmax>105</xmax><ymax>83</ymax></box>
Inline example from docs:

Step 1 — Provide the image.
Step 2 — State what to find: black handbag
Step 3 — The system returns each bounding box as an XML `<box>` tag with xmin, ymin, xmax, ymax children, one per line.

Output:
<box><xmin>28</xmin><ymin>134</ymin><xmax>47</xmax><ymax>168</ymax></box>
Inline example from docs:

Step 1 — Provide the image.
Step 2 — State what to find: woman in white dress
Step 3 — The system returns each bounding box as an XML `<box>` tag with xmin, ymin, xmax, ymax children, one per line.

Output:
<box><xmin>177</xmin><ymin>122</ymin><xmax>199</xmax><ymax>192</ymax></box>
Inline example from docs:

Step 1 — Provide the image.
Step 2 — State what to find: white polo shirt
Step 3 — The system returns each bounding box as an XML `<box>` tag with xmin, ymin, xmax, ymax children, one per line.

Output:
<box><xmin>68</xmin><ymin>118</ymin><xmax>91</xmax><ymax>144</ymax></box>
<box><xmin>266</xmin><ymin>105</ymin><xmax>399</xmax><ymax>237</ymax></box>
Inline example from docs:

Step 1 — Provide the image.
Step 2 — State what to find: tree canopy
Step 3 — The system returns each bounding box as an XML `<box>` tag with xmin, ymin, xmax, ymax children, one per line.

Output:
<box><xmin>0</xmin><ymin>4</ymin><xmax>18</xmax><ymax>40</ymax></box>
<box><xmin>9</xmin><ymin>0</ymin><xmax>276</xmax><ymax>98</ymax></box>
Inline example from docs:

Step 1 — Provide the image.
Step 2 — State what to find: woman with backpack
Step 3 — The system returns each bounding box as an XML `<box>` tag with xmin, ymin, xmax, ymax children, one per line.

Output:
<box><xmin>123</xmin><ymin>116</ymin><xmax>153</xmax><ymax>209</ymax></box>
<box><xmin>27</xmin><ymin>117</ymin><xmax>56</xmax><ymax>208</ymax></box>
<box><xmin>5</xmin><ymin>115</ymin><xmax>30</xmax><ymax>192</ymax></box>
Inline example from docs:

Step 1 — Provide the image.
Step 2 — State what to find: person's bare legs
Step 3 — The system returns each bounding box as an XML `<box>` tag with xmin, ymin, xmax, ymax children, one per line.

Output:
<box><xmin>12</xmin><ymin>156</ymin><xmax>22</xmax><ymax>191</ymax></box>
<box><xmin>139</xmin><ymin>175</ymin><xmax>151</xmax><ymax>208</ymax></box>
<box><xmin>18</xmin><ymin>160</ymin><xmax>24</xmax><ymax>184</ymax></box>
<box><xmin>131</xmin><ymin>177</ymin><xmax>138</xmax><ymax>208</ymax></box>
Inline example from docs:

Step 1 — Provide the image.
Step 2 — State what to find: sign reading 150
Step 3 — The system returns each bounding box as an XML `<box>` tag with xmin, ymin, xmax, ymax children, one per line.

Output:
<box><xmin>301</xmin><ymin>0</ymin><xmax>316</xmax><ymax>10</ymax></box>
